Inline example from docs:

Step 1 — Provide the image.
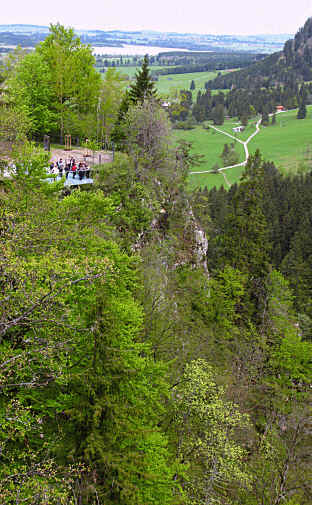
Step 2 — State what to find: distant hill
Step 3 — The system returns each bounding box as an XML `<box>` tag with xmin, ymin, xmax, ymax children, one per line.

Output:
<box><xmin>0</xmin><ymin>24</ymin><xmax>291</xmax><ymax>53</ymax></box>
<box><xmin>0</xmin><ymin>24</ymin><xmax>48</xmax><ymax>32</ymax></box>
<box><xmin>206</xmin><ymin>18</ymin><xmax>312</xmax><ymax>89</ymax></box>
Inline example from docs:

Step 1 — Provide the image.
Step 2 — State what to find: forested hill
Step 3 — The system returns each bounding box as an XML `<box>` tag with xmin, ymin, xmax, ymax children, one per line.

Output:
<box><xmin>206</xmin><ymin>17</ymin><xmax>312</xmax><ymax>89</ymax></box>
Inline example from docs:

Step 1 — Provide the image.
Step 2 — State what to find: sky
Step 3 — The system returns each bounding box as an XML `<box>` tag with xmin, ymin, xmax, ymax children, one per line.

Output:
<box><xmin>2</xmin><ymin>0</ymin><xmax>312</xmax><ymax>35</ymax></box>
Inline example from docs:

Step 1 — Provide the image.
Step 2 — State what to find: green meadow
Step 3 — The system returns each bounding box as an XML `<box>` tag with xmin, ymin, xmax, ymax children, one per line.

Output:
<box><xmin>178</xmin><ymin>106</ymin><xmax>312</xmax><ymax>190</ymax></box>
<box><xmin>156</xmin><ymin>71</ymin><xmax>226</xmax><ymax>96</ymax></box>
<box><xmin>120</xmin><ymin>65</ymin><xmax>165</xmax><ymax>78</ymax></box>
<box><xmin>248</xmin><ymin>106</ymin><xmax>312</xmax><ymax>174</ymax></box>
<box><xmin>119</xmin><ymin>67</ymin><xmax>228</xmax><ymax>96</ymax></box>
<box><xmin>173</xmin><ymin>125</ymin><xmax>245</xmax><ymax>190</ymax></box>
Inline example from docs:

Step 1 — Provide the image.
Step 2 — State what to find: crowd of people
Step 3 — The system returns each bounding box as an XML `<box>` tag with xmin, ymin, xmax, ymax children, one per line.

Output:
<box><xmin>49</xmin><ymin>158</ymin><xmax>92</xmax><ymax>180</ymax></box>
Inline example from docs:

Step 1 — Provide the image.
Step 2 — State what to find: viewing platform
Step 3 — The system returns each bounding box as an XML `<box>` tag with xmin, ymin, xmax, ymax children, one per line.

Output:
<box><xmin>46</xmin><ymin>169</ymin><xmax>94</xmax><ymax>186</ymax></box>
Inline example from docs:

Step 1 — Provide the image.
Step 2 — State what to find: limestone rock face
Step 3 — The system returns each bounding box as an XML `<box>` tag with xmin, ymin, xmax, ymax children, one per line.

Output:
<box><xmin>193</xmin><ymin>226</ymin><xmax>209</xmax><ymax>271</ymax></box>
<box><xmin>132</xmin><ymin>203</ymin><xmax>208</xmax><ymax>273</ymax></box>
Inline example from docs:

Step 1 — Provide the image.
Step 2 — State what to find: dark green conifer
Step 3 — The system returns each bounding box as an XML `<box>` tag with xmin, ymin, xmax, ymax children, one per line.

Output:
<box><xmin>297</xmin><ymin>100</ymin><xmax>307</xmax><ymax>119</ymax></box>
<box><xmin>261</xmin><ymin>108</ymin><xmax>269</xmax><ymax>126</ymax></box>
<box><xmin>216</xmin><ymin>150</ymin><xmax>271</xmax><ymax>318</ymax></box>
<box><xmin>128</xmin><ymin>54</ymin><xmax>157</xmax><ymax>104</ymax></box>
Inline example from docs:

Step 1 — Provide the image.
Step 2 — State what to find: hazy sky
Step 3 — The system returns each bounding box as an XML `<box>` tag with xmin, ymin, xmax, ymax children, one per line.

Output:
<box><xmin>2</xmin><ymin>0</ymin><xmax>312</xmax><ymax>35</ymax></box>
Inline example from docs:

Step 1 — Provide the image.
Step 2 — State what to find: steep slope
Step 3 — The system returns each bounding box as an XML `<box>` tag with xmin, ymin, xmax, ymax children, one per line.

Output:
<box><xmin>206</xmin><ymin>17</ymin><xmax>312</xmax><ymax>89</ymax></box>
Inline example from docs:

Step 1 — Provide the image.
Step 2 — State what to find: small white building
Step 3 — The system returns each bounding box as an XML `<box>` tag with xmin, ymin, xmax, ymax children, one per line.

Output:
<box><xmin>232</xmin><ymin>126</ymin><xmax>244</xmax><ymax>133</ymax></box>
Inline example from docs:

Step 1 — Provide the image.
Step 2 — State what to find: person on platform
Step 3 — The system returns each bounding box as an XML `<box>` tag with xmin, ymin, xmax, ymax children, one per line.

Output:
<box><xmin>71</xmin><ymin>162</ymin><xmax>77</xmax><ymax>179</ymax></box>
<box><xmin>65</xmin><ymin>162</ymin><xmax>70</xmax><ymax>179</ymax></box>
<box><xmin>78</xmin><ymin>162</ymin><xmax>85</xmax><ymax>180</ymax></box>
<box><xmin>57</xmin><ymin>158</ymin><xmax>64</xmax><ymax>177</ymax></box>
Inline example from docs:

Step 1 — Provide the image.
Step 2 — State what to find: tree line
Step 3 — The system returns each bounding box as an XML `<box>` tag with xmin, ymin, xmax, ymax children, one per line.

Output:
<box><xmin>168</xmin><ymin>81</ymin><xmax>312</xmax><ymax>128</ymax></box>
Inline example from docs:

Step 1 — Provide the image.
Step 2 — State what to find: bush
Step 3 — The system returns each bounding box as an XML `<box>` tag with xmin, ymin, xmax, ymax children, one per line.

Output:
<box><xmin>174</xmin><ymin>119</ymin><xmax>196</xmax><ymax>130</ymax></box>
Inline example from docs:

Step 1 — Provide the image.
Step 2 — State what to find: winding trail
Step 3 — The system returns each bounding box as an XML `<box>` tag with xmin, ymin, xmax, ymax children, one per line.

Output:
<box><xmin>190</xmin><ymin>116</ymin><xmax>262</xmax><ymax>176</ymax></box>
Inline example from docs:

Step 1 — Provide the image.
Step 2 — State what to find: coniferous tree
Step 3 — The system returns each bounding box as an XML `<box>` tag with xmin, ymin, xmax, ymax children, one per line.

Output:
<box><xmin>213</xmin><ymin>150</ymin><xmax>271</xmax><ymax>319</ymax></box>
<box><xmin>112</xmin><ymin>56</ymin><xmax>158</xmax><ymax>146</ymax></box>
<box><xmin>212</xmin><ymin>103</ymin><xmax>224</xmax><ymax>125</ymax></box>
<box><xmin>190</xmin><ymin>79</ymin><xmax>195</xmax><ymax>91</ymax></box>
<box><xmin>297</xmin><ymin>100</ymin><xmax>307</xmax><ymax>119</ymax></box>
<box><xmin>261</xmin><ymin>108</ymin><xmax>270</xmax><ymax>126</ymax></box>
<box><xmin>128</xmin><ymin>54</ymin><xmax>157</xmax><ymax>104</ymax></box>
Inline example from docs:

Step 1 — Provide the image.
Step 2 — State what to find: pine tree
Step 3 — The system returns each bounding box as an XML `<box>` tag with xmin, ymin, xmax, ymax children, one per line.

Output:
<box><xmin>215</xmin><ymin>150</ymin><xmax>271</xmax><ymax>318</ymax></box>
<box><xmin>128</xmin><ymin>54</ymin><xmax>157</xmax><ymax>104</ymax></box>
<box><xmin>297</xmin><ymin>100</ymin><xmax>307</xmax><ymax>119</ymax></box>
<box><xmin>212</xmin><ymin>103</ymin><xmax>224</xmax><ymax>125</ymax></box>
<box><xmin>261</xmin><ymin>108</ymin><xmax>269</xmax><ymax>126</ymax></box>
<box><xmin>190</xmin><ymin>79</ymin><xmax>195</xmax><ymax>91</ymax></box>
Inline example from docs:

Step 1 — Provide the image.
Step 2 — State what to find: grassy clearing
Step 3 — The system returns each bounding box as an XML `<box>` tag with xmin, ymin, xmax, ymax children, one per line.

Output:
<box><xmin>248</xmin><ymin>106</ymin><xmax>312</xmax><ymax>174</ymax></box>
<box><xmin>180</xmin><ymin>106</ymin><xmax>312</xmax><ymax>190</ymax></box>
<box><xmin>116</xmin><ymin>66</ymin><xmax>230</xmax><ymax>99</ymax></box>
<box><xmin>187</xmin><ymin>171</ymin><xmax>227</xmax><ymax>190</ymax></box>
<box><xmin>173</xmin><ymin>125</ymin><xmax>245</xmax><ymax>190</ymax></box>
<box><xmin>156</xmin><ymin>71</ymin><xmax>227</xmax><ymax>96</ymax></box>
<box><xmin>119</xmin><ymin>67</ymin><xmax>222</xmax><ymax>91</ymax></box>
<box><xmin>214</xmin><ymin>117</ymin><xmax>259</xmax><ymax>142</ymax></box>
<box><xmin>223</xmin><ymin>164</ymin><xmax>245</xmax><ymax>186</ymax></box>
<box><xmin>119</xmin><ymin>65</ymin><xmax>165</xmax><ymax>78</ymax></box>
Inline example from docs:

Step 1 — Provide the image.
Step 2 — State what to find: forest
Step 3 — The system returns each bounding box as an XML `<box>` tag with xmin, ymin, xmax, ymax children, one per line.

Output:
<box><xmin>0</xmin><ymin>22</ymin><xmax>311</xmax><ymax>505</ymax></box>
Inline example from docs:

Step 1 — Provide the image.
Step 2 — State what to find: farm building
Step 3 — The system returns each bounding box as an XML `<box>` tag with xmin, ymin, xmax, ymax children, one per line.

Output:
<box><xmin>232</xmin><ymin>126</ymin><xmax>244</xmax><ymax>133</ymax></box>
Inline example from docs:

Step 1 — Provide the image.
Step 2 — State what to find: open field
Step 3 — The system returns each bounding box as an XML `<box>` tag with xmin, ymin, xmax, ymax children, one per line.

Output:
<box><xmin>213</xmin><ymin>117</ymin><xmax>260</xmax><ymax>142</ymax></box>
<box><xmin>178</xmin><ymin>105</ymin><xmax>312</xmax><ymax>190</ymax></box>
<box><xmin>121</xmin><ymin>67</ymin><xmax>229</xmax><ymax>95</ymax></box>
<box><xmin>119</xmin><ymin>65</ymin><xmax>165</xmax><ymax>78</ymax></box>
<box><xmin>248</xmin><ymin>106</ymin><xmax>312</xmax><ymax>174</ymax></box>
<box><xmin>106</xmin><ymin>67</ymin><xmax>227</xmax><ymax>97</ymax></box>
<box><xmin>106</xmin><ymin>66</ymin><xmax>230</xmax><ymax>99</ymax></box>
<box><xmin>156</xmin><ymin>70</ymin><xmax>227</xmax><ymax>96</ymax></box>
<box><xmin>173</xmin><ymin>125</ymin><xmax>245</xmax><ymax>190</ymax></box>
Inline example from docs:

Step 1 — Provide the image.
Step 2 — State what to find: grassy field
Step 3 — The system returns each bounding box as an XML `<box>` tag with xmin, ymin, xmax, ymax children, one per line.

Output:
<box><xmin>119</xmin><ymin>65</ymin><xmax>165</xmax><ymax>78</ymax></box>
<box><xmin>118</xmin><ymin>67</ymin><xmax>228</xmax><ymax>96</ymax></box>
<box><xmin>249</xmin><ymin>106</ymin><xmax>312</xmax><ymax>174</ymax></box>
<box><xmin>173</xmin><ymin>125</ymin><xmax>245</xmax><ymax>190</ymax></box>
<box><xmin>177</xmin><ymin>105</ymin><xmax>312</xmax><ymax>190</ymax></box>
<box><xmin>156</xmin><ymin>71</ymin><xmax>227</xmax><ymax>96</ymax></box>
<box><xmin>213</xmin><ymin>117</ymin><xmax>259</xmax><ymax>142</ymax></box>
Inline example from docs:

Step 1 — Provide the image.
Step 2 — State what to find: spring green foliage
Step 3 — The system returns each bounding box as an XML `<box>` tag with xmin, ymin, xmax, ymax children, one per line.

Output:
<box><xmin>37</xmin><ymin>23</ymin><xmax>101</xmax><ymax>138</ymax></box>
<box><xmin>1</xmin><ymin>72</ymin><xmax>312</xmax><ymax>504</ymax></box>
<box><xmin>0</xmin><ymin>142</ymin><xmax>180</xmax><ymax>504</ymax></box>
<box><xmin>4</xmin><ymin>23</ymin><xmax>101</xmax><ymax>139</ymax></box>
<box><xmin>170</xmin><ymin>359</ymin><xmax>250</xmax><ymax>505</ymax></box>
<box><xmin>7</xmin><ymin>51</ymin><xmax>57</xmax><ymax>136</ymax></box>
<box><xmin>97</xmin><ymin>68</ymin><xmax>126</xmax><ymax>143</ymax></box>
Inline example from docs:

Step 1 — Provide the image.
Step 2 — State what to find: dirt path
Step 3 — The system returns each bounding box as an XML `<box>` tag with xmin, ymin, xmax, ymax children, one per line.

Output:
<box><xmin>190</xmin><ymin>110</ymin><xmax>287</xmax><ymax>181</ymax></box>
<box><xmin>221</xmin><ymin>171</ymin><xmax>231</xmax><ymax>188</ymax></box>
<box><xmin>190</xmin><ymin>117</ymin><xmax>262</xmax><ymax>176</ymax></box>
